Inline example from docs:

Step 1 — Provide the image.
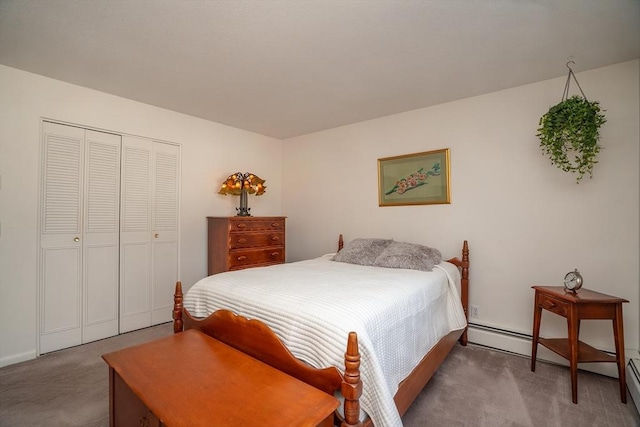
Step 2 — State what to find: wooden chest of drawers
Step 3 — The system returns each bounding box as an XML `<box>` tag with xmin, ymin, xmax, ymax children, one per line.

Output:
<box><xmin>207</xmin><ymin>216</ymin><xmax>286</xmax><ymax>275</ymax></box>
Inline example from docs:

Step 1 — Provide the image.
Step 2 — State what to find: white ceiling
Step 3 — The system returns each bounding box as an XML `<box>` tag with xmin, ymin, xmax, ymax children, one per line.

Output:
<box><xmin>1</xmin><ymin>0</ymin><xmax>638</xmax><ymax>139</ymax></box>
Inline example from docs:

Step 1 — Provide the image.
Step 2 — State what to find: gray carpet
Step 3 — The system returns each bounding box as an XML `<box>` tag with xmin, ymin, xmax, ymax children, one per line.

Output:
<box><xmin>403</xmin><ymin>343</ymin><xmax>640</xmax><ymax>427</ymax></box>
<box><xmin>0</xmin><ymin>323</ymin><xmax>638</xmax><ymax>426</ymax></box>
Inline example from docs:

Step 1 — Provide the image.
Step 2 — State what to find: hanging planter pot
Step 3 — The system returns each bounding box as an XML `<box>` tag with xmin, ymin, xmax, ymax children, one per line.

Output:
<box><xmin>537</xmin><ymin>62</ymin><xmax>606</xmax><ymax>183</ymax></box>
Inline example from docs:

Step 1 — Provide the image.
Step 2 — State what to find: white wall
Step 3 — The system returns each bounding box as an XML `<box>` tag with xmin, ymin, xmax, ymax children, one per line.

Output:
<box><xmin>282</xmin><ymin>60</ymin><xmax>640</xmax><ymax>364</ymax></box>
<box><xmin>0</xmin><ymin>65</ymin><xmax>283</xmax><ymax>366</ymax></box>
<box><xmin>1</xmin><ymin>60</ymin><xmax>637</xmax><ymax>370</ymax></box>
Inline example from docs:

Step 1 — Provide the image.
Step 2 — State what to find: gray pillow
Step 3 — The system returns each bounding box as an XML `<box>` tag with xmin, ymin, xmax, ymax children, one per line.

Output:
<box><xmin>373</xmin><ymin>241</ymin><xmax>442</xmax><ymax>272</ymax></box>
<box><xmin>332</xmin><ymin>238</ymin><xmax>393</xmax><ymax>266</ymax></box>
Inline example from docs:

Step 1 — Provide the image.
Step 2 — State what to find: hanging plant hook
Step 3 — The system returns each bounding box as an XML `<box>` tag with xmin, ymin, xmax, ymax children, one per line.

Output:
<box><xmin>562</xmin><ymin>61</ymin><xmax>586</xmax><ymax>102</ymax></box>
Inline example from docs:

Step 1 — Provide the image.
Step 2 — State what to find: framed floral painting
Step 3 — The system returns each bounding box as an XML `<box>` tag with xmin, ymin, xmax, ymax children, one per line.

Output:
<box><xmin>378</xmin><ymin>148</ymin><xmax>451</xmax><ymax>206</ymax></box>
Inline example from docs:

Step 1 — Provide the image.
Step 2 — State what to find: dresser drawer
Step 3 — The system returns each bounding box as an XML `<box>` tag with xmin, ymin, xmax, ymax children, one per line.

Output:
<box><xmin>537</xmin><ymin>293</ymin><xmax>569</xmax><ymax>317</ymax></box>
<box><xmin>229</xmin><ymin>247</ymin><xmax>285</xmax><ymax>269</ymax></box>
<box><xmin>230</xmin><ymin>218</ymin><xmax>284</xmax><ymax>232</ymax></box>
<box><xmin>230</xmin><ymin>231</ymin><xmax>284</xmax><ymax>249</ymax></box>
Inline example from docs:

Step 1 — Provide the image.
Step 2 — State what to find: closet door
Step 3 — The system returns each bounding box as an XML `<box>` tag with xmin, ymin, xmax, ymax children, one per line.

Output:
<box><xmin>82</xmin><ymin>130</ymin><xmax>121</xmax><ymax>343</ymax></box>
<box><xmin>39</xmin><ymin>122</ymin><xmax>121</xmax><ymax>353</ymax></box>
<box><xmin>120</xmin><ymin>136</ymin><xmax>180</xmax><ymax>332</ymax></box>
<box><xmin>120</xmin><ymin>136</ymin><xmax>153</xmax><ymax>332</ymax></box>
<box><xmin>151</xmin><ymin>142</ymin><xmax>180</xmax><ymax>324</ymax></box>
<box><xmin>40</xmin><ymin>122</ymin><xmax>84</xmax><ymax>353</ymax></box>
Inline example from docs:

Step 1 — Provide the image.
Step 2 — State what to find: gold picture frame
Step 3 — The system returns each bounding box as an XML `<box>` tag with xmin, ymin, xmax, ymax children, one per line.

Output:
<box><xmin>378</xmin><ymin>148</ymin><xmax>451</xmax><ymax>206</ymax></box>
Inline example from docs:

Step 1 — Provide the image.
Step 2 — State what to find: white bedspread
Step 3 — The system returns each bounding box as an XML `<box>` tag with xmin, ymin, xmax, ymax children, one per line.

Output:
<box><xmin>184</xmin><ymin>255</ymin><xmax>467</xmax><ymax>427</ymax></box>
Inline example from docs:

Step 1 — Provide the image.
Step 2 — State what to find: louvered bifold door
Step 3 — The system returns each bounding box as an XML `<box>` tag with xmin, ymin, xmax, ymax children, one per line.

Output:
<box><xmin>120</xmin><ymin>138</ymin><xmax>180</xmax><ymax>332</ymax></box>
<box><xmin>40</xmin><ymin>123</ymin><xmax>121</xmax><ymax>353</ymax></box>
<box><xmin>151</xmin><ymin>142</ymin><xmax>180</xmax><ymax>325</ymax></box>
<box><xmin>40</xmin><ymin>122</ymin><xmax>85</xmax><ymax>353</ymax></box>
<box><xmin>119</xmin><ymin>136</ymin><xmax>153</xmax><ymax>333</ymax></box>
<box><xmin>82</xmin><ymin>130</ymin><xmax>121</xmax><ymax>343</ymax></box>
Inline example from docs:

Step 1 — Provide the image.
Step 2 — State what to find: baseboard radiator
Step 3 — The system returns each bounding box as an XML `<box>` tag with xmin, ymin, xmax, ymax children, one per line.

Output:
<box><xmin>627</xmin><ymin>358</ymin><xmax>640</xmax><ymax>412</ymax></box>
<box><xmin>468</xmin><ymin>321</ymin><xmax>639</xmax><ymax>408</ymax></box>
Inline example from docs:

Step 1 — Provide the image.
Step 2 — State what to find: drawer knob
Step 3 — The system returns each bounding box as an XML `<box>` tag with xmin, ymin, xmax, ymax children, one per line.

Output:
<box><xmin>237</xmin><ymin>238</ymin><xmax>247</xmax><ymax>243</ymax></box>
<box><xmin>271</xmin><ymin>223</ymin><xmax>280</xmax><ymax>227</ymax></box>
<box><xmin>237</xmin><ymin>255</ymin><xmax>248</xmax><ymax>261</ymax></box>
<box><xmin>271</xmin><ymin>252</ymin><xmax>280</xmax><ymax>257</ymax></box>
<box><xmin>542</xmin><ymin>300</ymin><xmax>557</xmax><ymax>309</ymax></box>
<box><xmin>237</xmin><ymin>223</ymin><xmax>247</xmax><ymax>229</ymax></box>
<box><xmin>271</xmin><ymin>236</ymin><xmax>279</xmax><ymax>241</ymax></box>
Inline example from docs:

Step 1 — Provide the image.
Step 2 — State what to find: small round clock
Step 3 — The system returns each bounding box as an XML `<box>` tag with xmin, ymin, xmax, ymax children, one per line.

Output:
<box><xmin>564</xmin><ymin>269</ymin><xmax>583</xmax><ymax>292</ymax></box>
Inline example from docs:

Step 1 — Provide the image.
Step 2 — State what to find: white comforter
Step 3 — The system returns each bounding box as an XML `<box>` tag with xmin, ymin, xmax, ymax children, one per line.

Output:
<box><xmin>184</xmin><ymin>255</ymin><xmax>467</xmax><ymax>427</ymax></box>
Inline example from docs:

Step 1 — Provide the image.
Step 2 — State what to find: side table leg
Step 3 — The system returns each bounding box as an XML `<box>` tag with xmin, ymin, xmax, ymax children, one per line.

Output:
<box><xmin>531</xmin><ymin>294</ymin><xmax>542</xmax><ymax>372</ymax></box>
<box><xmin>568</xmin><ymin>307</ymin><xmax>579</xmax><ymax>404</ymax></box>
<box><xmin>613</xmin><ymin>304</ymin><xmax>627</xmax><ymax>404</ymax></box>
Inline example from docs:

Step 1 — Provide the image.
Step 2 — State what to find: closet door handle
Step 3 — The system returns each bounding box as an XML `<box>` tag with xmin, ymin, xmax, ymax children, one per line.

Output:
<box><xmin>74</xmin><ymin>237</ymin><xmax>80</xmax><ymax>242</ymax></box>
<box><xmin>154</xmin><ymin>233</ymin><xmax>159</xmax><ymax>238</ymax></box>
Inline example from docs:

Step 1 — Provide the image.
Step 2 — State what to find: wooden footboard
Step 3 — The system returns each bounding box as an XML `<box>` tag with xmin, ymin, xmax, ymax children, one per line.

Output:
<box><xmin>173</xmin><ymin>281</ymin><xmax>363</xmax><ymax>427</ymax></box>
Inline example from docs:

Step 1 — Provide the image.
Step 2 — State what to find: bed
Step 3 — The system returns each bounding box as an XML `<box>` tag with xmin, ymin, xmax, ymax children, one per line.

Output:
<box><xmin>172</xmin><ymin>236</ymin><xmax>469</xmax><ymax>427</ymax></box>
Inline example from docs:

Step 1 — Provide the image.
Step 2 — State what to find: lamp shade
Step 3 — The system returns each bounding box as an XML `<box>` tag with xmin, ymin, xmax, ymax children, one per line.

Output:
<box><xmin>218</xmin><ymin>172</ymin><xmax>266</xmax><ymax>216</ymax></box>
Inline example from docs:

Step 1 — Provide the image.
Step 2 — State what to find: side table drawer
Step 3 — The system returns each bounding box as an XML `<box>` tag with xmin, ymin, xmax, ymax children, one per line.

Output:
<box><xmin>536</xmin><ymin>293</ymin><xmax>568</xmax><ymax>317</ymax></box>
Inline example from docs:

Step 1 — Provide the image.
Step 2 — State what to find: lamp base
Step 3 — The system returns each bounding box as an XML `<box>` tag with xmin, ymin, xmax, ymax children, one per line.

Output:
<box><xmin>236</xmin><ymin>189</ymin><xmax>251</xmax><ymax>216</ymax></box>
<box><xmin>235</xmin><ymin>207</ymin><xmax>251</xmax><ymax>217</ymax></box>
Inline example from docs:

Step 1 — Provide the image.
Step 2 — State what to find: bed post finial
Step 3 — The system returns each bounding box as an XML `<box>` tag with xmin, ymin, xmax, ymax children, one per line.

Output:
<box><xmin>338</xmin><ymin>234</ymin><xmax>344</xmax><ymax>252</ymax></box>
<box><xmin>341</xmin><ymin>331</ymin><xmax>363</xmax><ymax>427</ymax></box>
<box><xmin>173</xmin><ymin>281</ymin><xmax>184</xmax><ymax>333</ymax></box>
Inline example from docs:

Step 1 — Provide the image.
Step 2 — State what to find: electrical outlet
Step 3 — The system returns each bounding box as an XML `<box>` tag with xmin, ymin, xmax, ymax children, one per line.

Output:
<box><xmin>470</xmin><ymin>304</ymin><xmax>479</xmax><ymax>319</ymax></box>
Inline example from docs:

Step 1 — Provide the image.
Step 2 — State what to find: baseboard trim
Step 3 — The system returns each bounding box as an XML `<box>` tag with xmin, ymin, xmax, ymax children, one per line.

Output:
<box><xmin>0</xmin><ymin>350</ymin><xmax>37</xmax><ymax>368</ymax></box>
<box><xmin>627</xmin><ymin>358</ymin><xmax>640</xmax><ymax>411</ymax></box>
<box><xmin>467</xmin><ymin>322</ymin><xmax>636</xmax><ymax>379</ymax></box>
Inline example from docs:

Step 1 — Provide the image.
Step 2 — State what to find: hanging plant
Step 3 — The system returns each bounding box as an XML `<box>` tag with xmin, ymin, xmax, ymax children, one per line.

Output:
<box><xmin>536</xmin><ymin>63</ymin><xmax>606</xmax><ymax>183</ymax></box>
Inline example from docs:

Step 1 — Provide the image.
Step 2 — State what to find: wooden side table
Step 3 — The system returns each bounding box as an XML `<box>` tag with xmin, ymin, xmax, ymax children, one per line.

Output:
<box><xmin>531</xmin><ymin>285</ymin><xmax>628</xmax><ymax>404</ymax></box>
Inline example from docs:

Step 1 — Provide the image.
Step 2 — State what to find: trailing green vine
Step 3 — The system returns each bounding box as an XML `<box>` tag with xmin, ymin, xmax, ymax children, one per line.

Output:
<box><xmin>537</xmin><ymin>95</ymin><xmax>606</xmax><ymax>183</ymax></box>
